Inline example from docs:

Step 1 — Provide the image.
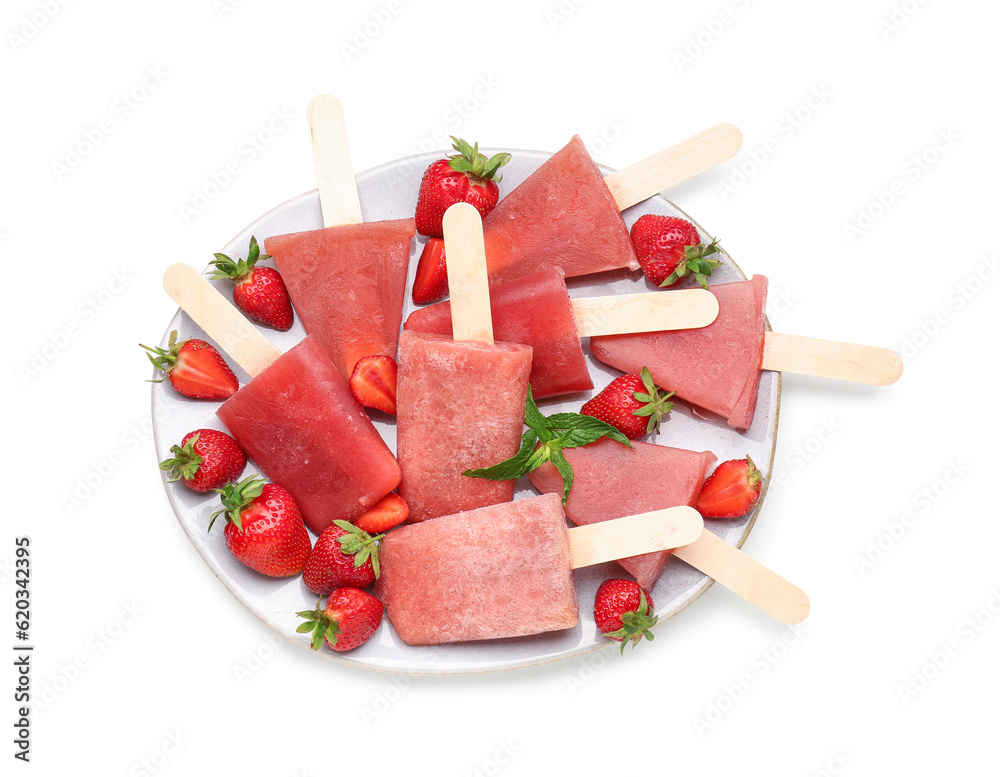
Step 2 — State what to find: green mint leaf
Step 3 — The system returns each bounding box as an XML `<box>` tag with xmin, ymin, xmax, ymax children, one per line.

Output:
<box><xmin>523</xmin><ymin>387</ymin><xmax>551</xmax><ymax>443</ymax></box>
<box><xmin>550</xmin><ymin>451</ymin><xmax>575</xmax><ymax>504</ymax></box>
<box><xmin>463</xmin><ymin>428</ymin><xmax>538</xmax><ymax>481</ymax></box>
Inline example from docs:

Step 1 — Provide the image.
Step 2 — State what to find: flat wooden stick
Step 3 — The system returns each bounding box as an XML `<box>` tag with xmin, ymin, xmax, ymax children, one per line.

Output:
<box><xmin>673</xmin><ymin>530</ymin><xmax>810</xmax><ymax>624</ymax></box>
<box><xmin>162</xmin><ymin>263</ymin><xmax>282</xmax><ymax>378</ymax></box>
<box><xmin>443</xmin><ymin>203</ymin><xmax>494</xmax><ymax>344</ymax></box>
<box><xmin>604</xmin><ymin>124</ymin><xmax>743</xmax><ymax>211</ymax></box>
<box><xmin>571</xmin><ymin>289</ymin><xmax>719</xmax><ymax>336</ymax></box>
<box><xmin>308</xmin><ymin>94</ymin><xmax>364</xmax><ymax>228</ymax></box>
<box><xmin>762</xmin><ymin>332</ymin><xmax>903</xmax><ymax>385</ymax></box>
<box><xmin>568</xmin><ymin>506</ymin><xmax>703</xmax><ymax>569</ymax></box>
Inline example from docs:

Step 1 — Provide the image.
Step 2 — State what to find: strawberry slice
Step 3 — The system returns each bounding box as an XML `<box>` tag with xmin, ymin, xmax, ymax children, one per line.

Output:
<box><xmin>141</xmin><ymin>330</ymin><xmax>238</xmax><ymax>399</ymax></box>
<box><xmin>348</xmin><ymin>355</ymin><xmax>398</xmax><ymax>414</ymax></box>
<box><xmin>694</xmin><ymin>456</ymin><xmax>763</xmax><ymax>518</ymax></box>
<box><xmin>412</xmin><ymin>238</ymin><xmax>448</xmax><ymax>304</ymax></box>
<box><xmin>354</xmin><ymin>493</ymin><xmax>409</xmax><ymax>533</ymax></box>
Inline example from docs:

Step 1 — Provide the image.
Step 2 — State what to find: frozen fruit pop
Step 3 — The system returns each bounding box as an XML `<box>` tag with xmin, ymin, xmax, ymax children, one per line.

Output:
<box><xmin>264</xmin><ymin>96</ymin><xmax>414</xmax><ymax>379</ymax></box>
<box><xmin>591</xmin><ymin>275</ymin><xmax>904</xmax><ymax>430</ymax></box>
<box><xmin>396</xmin><ymin>203</ymin><xmax>532</xmax><ymax>521</ymax></box>
<box><xmin>163</xmin><ymin>263</ymin><xmax>400</xmax><ymax>534</ymax></box>
<box><xmin>530</xmin><ymin>439</ymin><xmax>810</xmax><ymax>624</ymax></box>
<box><xmin>405</xmin><ymin>267</ymin><xmax>719</xmax><ymax>399</ymax></box>
<box><xmin>375</xmin><ymin>493</ymin><xmax>703</xmax><ymax>645</ymax></box>
<box><xmin>481</xmin><ymin>124</ymin><xmax>743</xmax><ymax>283</ymax></box>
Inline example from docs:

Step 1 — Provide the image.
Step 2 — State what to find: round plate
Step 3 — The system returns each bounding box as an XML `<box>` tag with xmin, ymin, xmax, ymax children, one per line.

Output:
<box><xmin>151</xmin><ymin>147</ymin><xmax>779</xmax><ymax>674</ymax></box>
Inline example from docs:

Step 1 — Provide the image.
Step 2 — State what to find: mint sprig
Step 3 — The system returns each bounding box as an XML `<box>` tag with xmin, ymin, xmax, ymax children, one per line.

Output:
<box><xmin>463</xmin><ymin>388</ymin><xmax>632</xmax><ymax>503</ymax></box>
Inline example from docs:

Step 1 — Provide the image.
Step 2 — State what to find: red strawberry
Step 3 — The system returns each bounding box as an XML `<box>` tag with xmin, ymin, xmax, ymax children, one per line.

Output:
<box><xmin>630</xmin><ymin>214</ymin><xmax>722</xmax><ymax>289</ymax></box>
<box><xmin>302</xmin><ymin>520</ymin><xmax>382</xmax><ymax>596</ymax></box>
<box><xmin>159</xmin><ymin>428</ymin><xmax>246</xmax><ymax>492</ymax></box>
<box><xmin>580</xmin><ymin>367</ymin><xmax>675</xmax><ymax>439</ymax></box>
<box><xmin>414</xmin><ymin>137</ymin><xmax>511</xmax><ymax>237</ymax></box>
<box><xmin>695</xmin><ymin>456</ymin><xmax>763</xmax><ymax>518</ymax></box>
<box><xmin>210</xmin><ymin>476</ymin><xmax>311</xmax><ymax>577</ymax></box>
<box><xmin>296</xmin><ymin>588</ymin><xmax>384</xmax><ymax>652</ymax></box>
<box><xmin>141</xmin><ymin>330</ymin><xmax>239</xmax><ymax>399</ymax></box>
<box><xmin>412</xmin><ymin>238</ymin><xmax>449</xmax><ymax>304</ymax></box>
<box><xmin>349</xmin><ymin>355</ymin><xmax>398</xmax><ymax>414</ymax></box>
<box><xmin>209</xmin><ymin>236</ymin><xmax>294</xmax><ymax>330</ymax></box>
<box><xmin>354</xmin><ymin>493</ymin><xmax>409</xmax><ymax>534</ymax></box>
<box><xmin>593</xmin><ymin>579</ymin><xmax>657</xmax><ymax>653</ymax></box>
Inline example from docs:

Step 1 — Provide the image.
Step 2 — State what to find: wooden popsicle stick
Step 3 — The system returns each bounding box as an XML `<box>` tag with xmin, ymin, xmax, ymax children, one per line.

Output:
<box><xmin>673</xmin><ymin>530</ymin><xmax>810</xmax><ymax>624</ymax></box>
<box><xmin>163</xmin><ymin>263</ymin><xmax>282</xmax><ymax>378</ymax></box>
<box><xmin>443</xmin><ymin>203</ymin><xmax>494</xmax><ymax>344</ymax></box>
<box><xmin>604</xmin><ymin>124</ymin><xmax>743</xmax><ymax>211</ymax></box>
<box><xmin>570</xmin><ymin>288</ymin><xmax>719</xmax><ymax>336</ymax></box>
<box><xmin>308</xmin><ymin>94</ymin><xmax>364</xmax><ymax>228</ymax></box>
<box><xmin>762</xmin><ymin>332</ymin><xmax>904</xmax><ymax>386</ymax></box>
<box><xmin>568</xmin><ymin>506</ymin><xmax>703</xmax><ymax>569</ymax></box>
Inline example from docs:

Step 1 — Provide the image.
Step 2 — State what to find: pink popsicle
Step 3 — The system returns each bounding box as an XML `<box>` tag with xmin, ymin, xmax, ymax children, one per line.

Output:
<box><xmin>529</xmin><ymin>438</ymin><xmax>715</xmax><ymax>590</ymax></box>
<box><xmin>590</xmin><ymin>275</ymin><xmax>768</xmax><ymax>430</ymax></box>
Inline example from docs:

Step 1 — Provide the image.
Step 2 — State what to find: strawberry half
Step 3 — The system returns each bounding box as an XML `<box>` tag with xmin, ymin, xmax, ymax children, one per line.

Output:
<box><xmin>349</xmin><ymin>355</ymin><xmax>398</xmax><ymax>414</ymax></box>
<box><xmin>412</xmin><ymin>238</ymin><xmax>448</xmax><ymax>304</ymax></box>
<box><xmin>580</xmin><ymin>367</ymin><xmax>675</xmax><ymax>439</ymax></box>
<box><xmin>695</xmin><ymin>456</ymin><xmax>763</xmax><ymax>518</ymax></box>
<box><xmin>593</xmin><ymin>579</ymin><xmax>657</xmax><ymax>653</ymax></box>
<box><xmin>302</xmin><ymin>520</ymin><xmax>382</xmax><ymax>596</ymax></box>
<box><xmin>414</xmin><ymin>138</ymin><xmax>511</xmax><ymax>237</ymax></box>
<box><xmin>354</xmin><ymin>493</ymin><xmax>409</xmax><ymax>534</ymax></box>
<box><xmin>209</xmin><ymin>236</ymin><xmax>294</xmax><ymax>330</ymax></box>
<box><xmin>296</xmin><ymin>588</ymin><xmax>384</xmax><ymax>652</ymax></box>
<box><xmin>141</xmin><ymin>330</ymin><xmax>238</xmax><ymax>399</ymax></box>
<box><xmin>630</xmin><ymin>214</ymin><xmax>722</xmax><ymax>289</ymax></box>
<box><xmin>159</xmin><ymin>428</ymin><xmax>246</xmax><ymax>492</ymax></box>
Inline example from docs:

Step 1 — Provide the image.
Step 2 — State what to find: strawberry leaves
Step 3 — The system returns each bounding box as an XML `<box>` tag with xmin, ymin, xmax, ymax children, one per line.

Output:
<box><xmin>660</xmin><ymin>239</ymin><xmax>723</xmax><ymax>289</ymax></box>
<box><xmin>632</xmin><ymin>367</ymin><xmax>675</xmax><ymax>436</ymax></box>
<box><xmin>447</xmin><ymin>136</ymin><xmax>511</xmax><ymax>182</ymax></box>
<box><xmin>208</xmin><ymin>235</ymin><xmax>267</xmax><ymax>281</ymax></box>
<box><xmin>296</xmin><ymin>598</ymin><xmax>342</xmax><ymax>651</ymax></box>
<box><xmin>464</xmin><ymin>388</ymin><xmax>632</xmax><ymax>503</ymax></box>
<box><xmin>330</xmin><ymin>519</ymin><xmax>383</xmax><ymax>579</ymax></box>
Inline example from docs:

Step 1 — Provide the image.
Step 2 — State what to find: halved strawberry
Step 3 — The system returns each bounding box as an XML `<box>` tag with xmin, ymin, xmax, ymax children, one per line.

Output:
<box><xmin>354</xmin><ymin>493</ymin><xmax>409</xmax><ymax>533</ymax></box>
<box><xmin>412</xmin><ymin>238</ymin><xmax>448</xmax><ymax>304</ymax></box>
<box><xmin>141</xmin><ymin>330</ymin><xmax>238</xmax><ymax>399</ymax></box>
<box><xmin>694</xmin><ymin>456</ymin><xmax>763</xmax><ymax>518</ymax></box>
<box><xmin>349</xmin><ymin>355</ymin><xmax>398</xmax><ymax>414</ymax></box>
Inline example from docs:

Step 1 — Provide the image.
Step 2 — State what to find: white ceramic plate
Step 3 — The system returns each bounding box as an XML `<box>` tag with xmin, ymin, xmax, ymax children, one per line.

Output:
<box><xmin>151</xmin><ymin>147</ymin><xmax>779</xmax><ymax>675</ymax></box>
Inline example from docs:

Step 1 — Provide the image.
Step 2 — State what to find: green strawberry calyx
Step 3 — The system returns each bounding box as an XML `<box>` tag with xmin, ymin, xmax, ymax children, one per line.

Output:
<box><xmin>631</xmin><ymin>367</ymin><xmax>675</xmax><ymax>437</ymax></box>
<box><xmin>661</xmin><ymin>238</ymin><xmax>723</xmax><ymax>289</ymax></box>
<box><xmin>139</xmin><ymin>330</ymin><xmax>186</xmax><ymax>383</ymax></box>
<box><xmin>158</xmin><ymin>432</ymin><xmax>204</xmax><ymax>482</ymax></box>
<box><xmin>209</xmin><ymin>475</ymin><xmax>267</xmax><ymax>532</ymax></box>
<box><xmin>603</xmin><ymin>590</ymin><xmax>658</xmax><ymax>655</ymax></box>
<box><xmin>331</xmin><ymin>520</ymin><xmax>384</xmax><ymax>579</ymax></box>
<box><xmin>744</xmin><ymin>456</ymin><xmax>763</xmax><ymax>490</ymax></box>
<box><xmin>448</xmin><ymin>137</ymin><xmax>511</xmax><ymax>183</ymax></box>
<box><xmin>208</xmin><ymin>236</ymin><xmax>268</xmax><ymax>282</ymax></box>
<box><xmin>295</xmin><ymin>598</ymin><xmax>342</xmax><ymax>651</ymax></box>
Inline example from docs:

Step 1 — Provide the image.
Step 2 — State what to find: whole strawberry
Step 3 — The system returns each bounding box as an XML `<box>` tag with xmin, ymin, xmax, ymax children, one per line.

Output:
<box><xmin>209</xmin><ymin>236</ymin><xmax>294</xmax><ymax>330</ymax></box>
<box><xmin>414</xmin><ymin>137</ymin><xmax>511</xmax><ymax>237</ymax></box>
<box><xmin>303</xmin><ymin>520</ymin><xmax>383</xmax><ymax>596</ymax></box>
<box><xmin>695</xmin><ymin>456</ymin><xmax>763</xmax><ymax>518</ymax></box>
<box><xmin>593</xmin><ymin>578</ymin><xmax>657</xmax><ymax>653</ymax></box>
<box><xmin>630</xmin><ymin>214</ymin><xmax>722</xmax><ymax>289</ymax></box>
<box><xmin>141</xmin><ymin>330</ymin><xmax>239</xmax><ymax>399</ymax></box>
<box><xmin>210</xmin><ymin>476</ymin><xmax>311</xmax><ymax>577</ymax></box>
<box><xmin>581</xmin><ymin>366</ymin><xmax>675</xmax><ymax>439</ymax></box>
<box><xmin>159</xmin><ymin>428</ymin><xmax>246</xmax><ymax>492</ymax></box>
<box><xmin>296</xmin><ymin>588</ymin><xmax>384</xmax><ymax>652</ymax></box>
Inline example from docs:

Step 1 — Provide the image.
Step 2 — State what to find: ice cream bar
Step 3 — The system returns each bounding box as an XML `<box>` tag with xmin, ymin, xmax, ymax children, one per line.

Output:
<box><xmin>162</xmin><ymin>263</ymin><xmax>400</xmax><ymax>535</ymax></box>
<box><xmin>405</xmin><ymin>267</ymin><xmax>719</xmax><ymax>399</ymax></box>
<box><xmin>529</xmin><ymin>438</ymin><xmax>716</xmax><ymax>589</ymax></box>
<box><xmin>375</xmin><ymin>493</ymin><xmax>703</xmax><ymax>645</ymax></box>
<box><xmin>264</xmin><ymin>96</ymin><xmax>414</xmax><ymax>379</ymax></box>
<box><xmin>395</xmin><ymin>203</ymin><xmax>532</xmax><ymax>521</ymax></box>
<box><xmin>480</xmin><ymin>124</ymin><xmax>743</xmax><ymax>283</ymax></box>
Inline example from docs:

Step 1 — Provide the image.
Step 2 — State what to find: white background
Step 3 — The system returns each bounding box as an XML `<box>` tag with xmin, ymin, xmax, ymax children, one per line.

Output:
<box><xmin>4</xmin><ymin>0</ymin><xmax>996</xmax><ymax>773</ymax></box>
